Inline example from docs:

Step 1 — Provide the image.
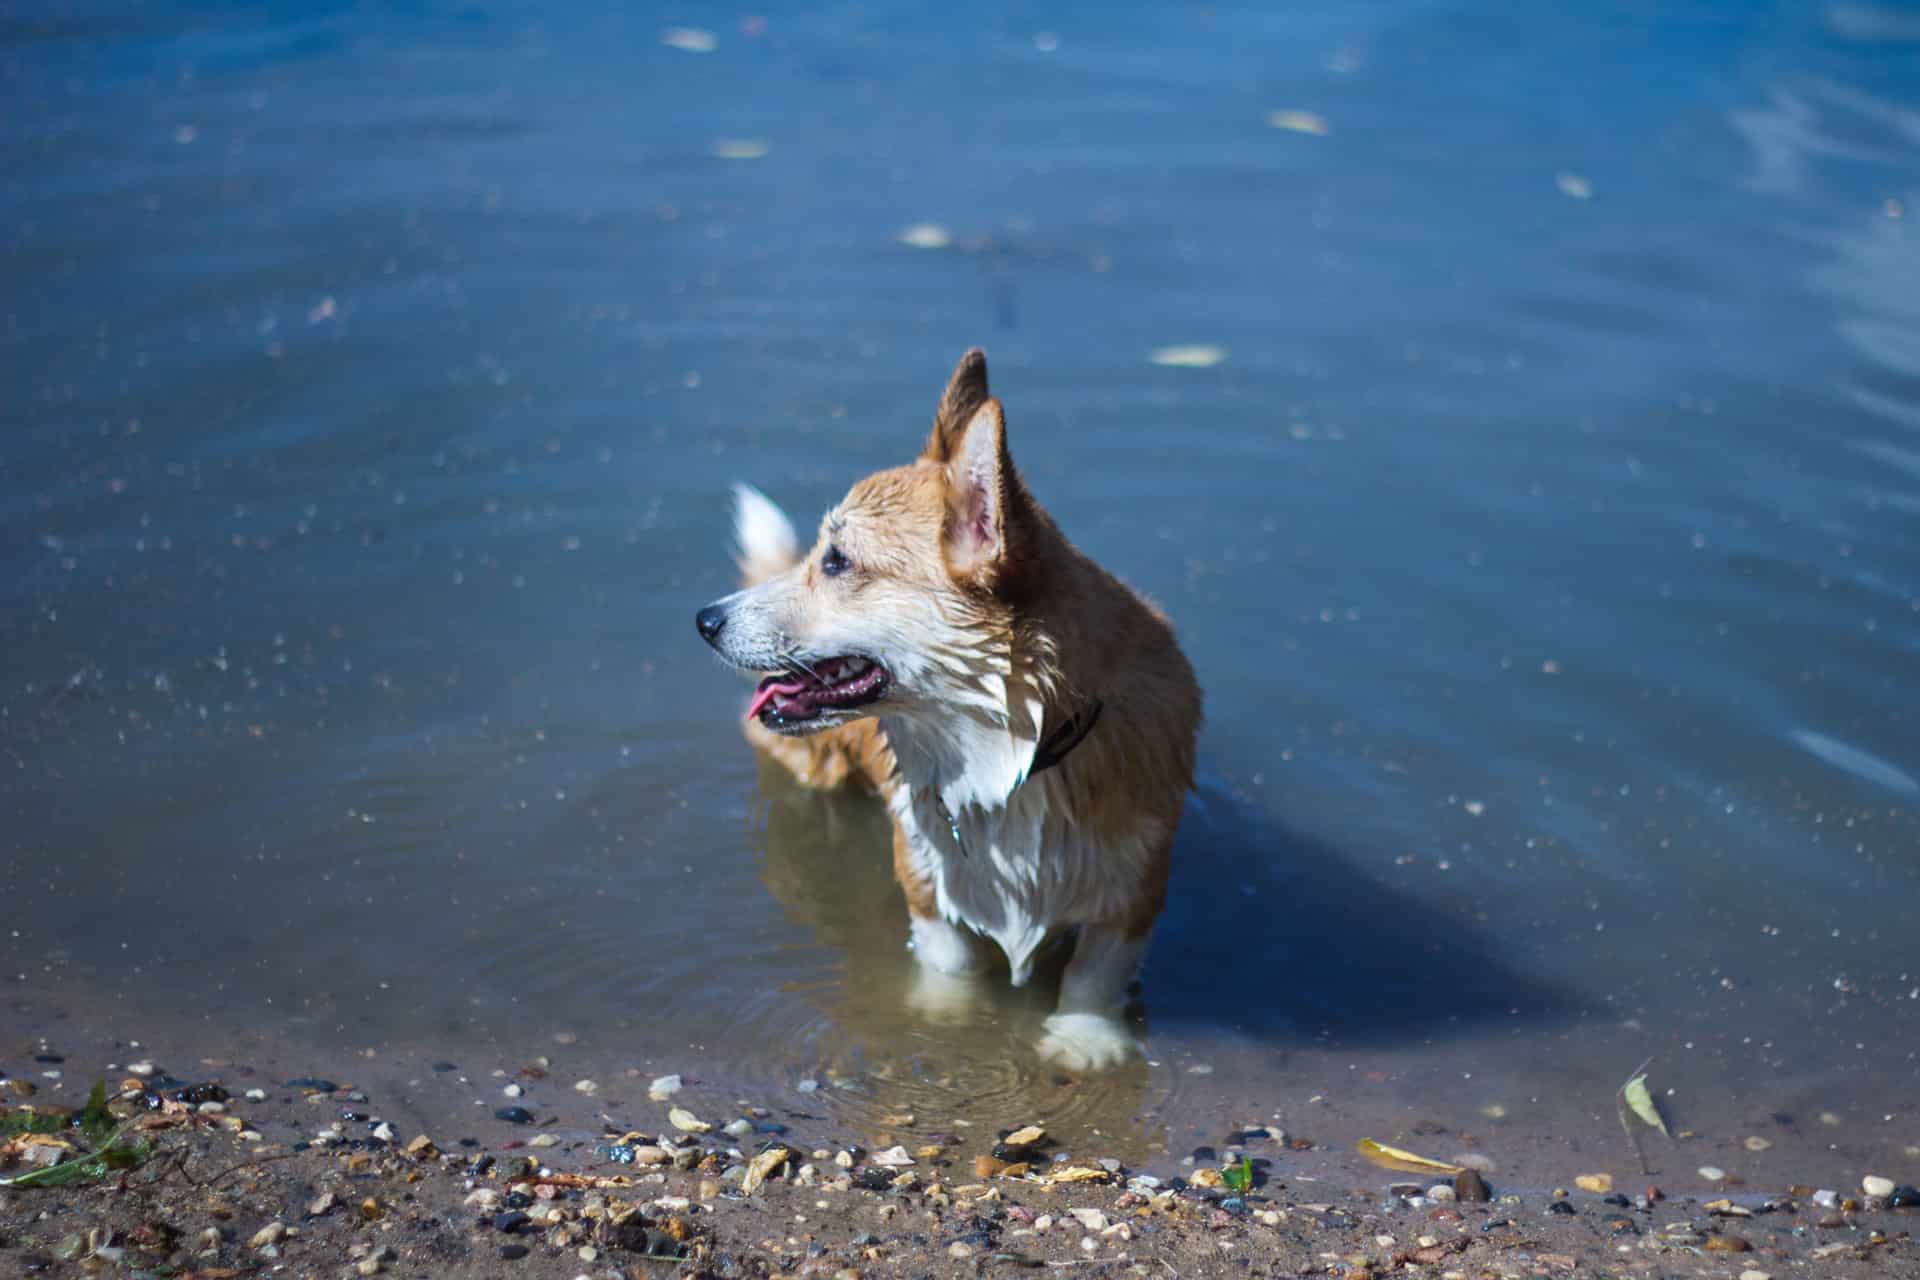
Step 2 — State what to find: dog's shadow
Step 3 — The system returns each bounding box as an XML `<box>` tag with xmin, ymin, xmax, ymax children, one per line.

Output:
<box><xmin>749</xmin><ymin>757</ymin><xmax>1576</xmax><ymax>1063</ymax></box>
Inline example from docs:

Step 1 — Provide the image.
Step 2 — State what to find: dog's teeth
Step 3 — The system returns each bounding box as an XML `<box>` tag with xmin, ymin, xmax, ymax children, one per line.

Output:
<box><xmin>845</xmin><ymin>657</ymin><xmax>869</xmax><ymax>675</ymax></box>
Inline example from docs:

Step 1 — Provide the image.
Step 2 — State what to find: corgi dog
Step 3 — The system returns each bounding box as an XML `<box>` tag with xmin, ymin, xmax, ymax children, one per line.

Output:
<box><xmin>695</xmin><ymin>350</ymin><xmax>1201</xmax><ymax>1069</ymax></box>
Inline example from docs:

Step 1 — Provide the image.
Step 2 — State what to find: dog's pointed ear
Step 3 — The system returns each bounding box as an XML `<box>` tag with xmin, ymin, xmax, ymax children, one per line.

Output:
<box><xmin>923</xmin><ymin>348</ymin><xmax>990</xmax><ymax>464</ymax></box>
<box><xmin>943</xmin><ymin>398</ymin><xmax>1020</xmax><ymax>577</ymax></box>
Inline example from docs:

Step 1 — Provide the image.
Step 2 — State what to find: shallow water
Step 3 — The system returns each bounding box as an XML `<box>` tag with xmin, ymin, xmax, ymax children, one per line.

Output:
<box><xmin>5</xmin><ymin>1</ymin><xmax>1920</xmax><ymax>1189</ymax></box>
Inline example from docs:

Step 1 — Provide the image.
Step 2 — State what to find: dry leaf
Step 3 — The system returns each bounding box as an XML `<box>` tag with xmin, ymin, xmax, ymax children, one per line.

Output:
<box><xmin>741</xmin><ymin>1146</ymin><xmax>788</xmax><ymax>1194</ymax></box>
<box><xmin>1355</xmin><ymin>1139</ymin><xmax>1463</xmax><ymax>1175</ymax></box>
<box><xmin>1621</xmin><ymin>1074</ymin><xmax>1669</xmax><ymax>1137</ymax></box>
<box><xmin>668</xmin><ymin>1107</ymin><xmax>711</xmax><ymax>1134</ymax></box>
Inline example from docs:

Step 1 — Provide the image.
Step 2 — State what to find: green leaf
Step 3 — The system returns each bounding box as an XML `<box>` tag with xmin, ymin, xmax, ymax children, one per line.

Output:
<box><xmin>1221</xmin><ymin>1156</ymin><xmax>1253</xmax><ymax>1194</ymax></box>
<box><xmin>1621</xmin><ymin>1073</ymin><xmax>1669</xmax><ymax>1138</ymax></box>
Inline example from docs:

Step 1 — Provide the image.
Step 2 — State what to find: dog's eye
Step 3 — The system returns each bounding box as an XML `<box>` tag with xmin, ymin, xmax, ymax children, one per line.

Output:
<box><xmin>821</xmin><ymin>545</ymin><xmax>851</xmax><ymax>578</ymax></box>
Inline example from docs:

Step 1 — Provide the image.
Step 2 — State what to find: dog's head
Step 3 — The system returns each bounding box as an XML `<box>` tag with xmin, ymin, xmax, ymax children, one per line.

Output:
<box><xmin>696</xmin><ymin>349</ymin><xmax>1046</xmax><ymax>738</ymax></box>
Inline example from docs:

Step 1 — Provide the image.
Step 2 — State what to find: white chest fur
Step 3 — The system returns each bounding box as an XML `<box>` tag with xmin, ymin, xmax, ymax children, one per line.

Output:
<box><xmin>881</xmin><ymin>713</ymin><xmax>1155</xmax><ymax>985</ymax></box>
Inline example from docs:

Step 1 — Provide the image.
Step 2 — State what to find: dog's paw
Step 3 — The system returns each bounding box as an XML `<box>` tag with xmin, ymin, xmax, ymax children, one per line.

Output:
<box><xmin>1036</xmin><ymin>1012</ymin><xmax>1136</xmax><ymax>1071</ymax></box>
<box><xmin>906</xmin><ymin>966</ymin><xmax>986</xmax><ymax>1025</ymax></box>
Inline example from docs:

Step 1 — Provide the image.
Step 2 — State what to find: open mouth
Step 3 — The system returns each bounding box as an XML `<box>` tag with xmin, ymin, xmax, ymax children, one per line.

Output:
<box><xmin>744</xmin><ymin>655</ymin><xmax>891</xmax><ymax>729</ymax></box>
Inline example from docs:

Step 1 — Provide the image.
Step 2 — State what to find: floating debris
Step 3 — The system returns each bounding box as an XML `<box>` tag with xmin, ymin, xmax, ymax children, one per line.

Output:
<box><xmin>1356</xmin><ymin>1139</ymin><xmax>1463</xmax><ymax>1175</ymax></box>
<box><xmin>1266</xmin><ymin>109</ymin><xmax>1329</xmax><ymax>136</ymax></box>
<box><xmin>660</xmin><ymin>27</ymin><xmax>717</xmax><ymax>53</ymax></box>
<box><xmin>1555</xmin><ymin>172</ymin><xmax>1594</xmax><ymax>200</ymax></box>
<box><xmin>709</xmin><ymin>138</ymin><xmax>770</xmax><ymax>160</ymax></box>
<box><xmin>1147</xmin><ymin>344</ymin><xmax>1228</xmax><ymax>369</ymax></box>
<box><xmin>897</xmin><ymin>223</ymin><xmax>953</xmax><ymax>250</ymax></box>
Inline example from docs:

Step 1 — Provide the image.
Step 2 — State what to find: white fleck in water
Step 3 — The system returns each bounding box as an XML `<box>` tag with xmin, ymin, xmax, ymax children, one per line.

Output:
<box><xmin>1790</xmin><ymin>729</ymin><xmax>1918</xmax><ymax>794</ymax></box>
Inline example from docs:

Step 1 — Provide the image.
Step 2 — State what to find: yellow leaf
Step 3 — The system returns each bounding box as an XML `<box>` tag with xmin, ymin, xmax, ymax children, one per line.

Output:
<box><xmin>1621</xmin><ymin>1075</ymin><xmax>1669</xmax><ymax>1137</ymax></box>
<box><xmin>1355</xmin><ymin>1139</ymin><xmax>1463</xmax><ymax>1175</ymax></box>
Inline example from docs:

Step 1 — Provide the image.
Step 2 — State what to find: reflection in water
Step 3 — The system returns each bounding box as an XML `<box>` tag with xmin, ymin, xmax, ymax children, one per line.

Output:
<box><xmin>749</xmin><ymin>754</ymin><xmax>1163</xmax><ymax>1155</ymax></box>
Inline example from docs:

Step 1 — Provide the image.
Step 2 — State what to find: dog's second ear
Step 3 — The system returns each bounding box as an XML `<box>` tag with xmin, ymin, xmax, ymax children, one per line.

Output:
<box><xmin>943</xmin><ymin>398</ymin><xmax>1020</xmax><ymax>578</ymax></box>
<box><xmin>924</xmin><ymin>348</ymin><xmax>990</xmax><ymax>464</ymax></box>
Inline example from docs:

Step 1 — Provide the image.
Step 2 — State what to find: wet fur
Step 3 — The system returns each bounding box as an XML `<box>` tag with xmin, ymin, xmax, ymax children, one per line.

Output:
<box><xmin>703</xmin><ymin>350</ymin><xmax>1201</xmax><ymax>1069</ymax></box>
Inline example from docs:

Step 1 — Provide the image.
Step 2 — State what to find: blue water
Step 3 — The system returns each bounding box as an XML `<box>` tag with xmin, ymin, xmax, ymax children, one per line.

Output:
<box><xmin>4</xmin><ymin>1</ymin><xmax>1918</xmax><ymax>1183</ymax></box>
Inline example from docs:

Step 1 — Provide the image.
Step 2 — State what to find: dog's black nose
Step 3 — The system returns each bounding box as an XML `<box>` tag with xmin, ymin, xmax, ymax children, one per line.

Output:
<box><xmin>695</xmin><ymin>603</ymin><xmax>728</xmax><ymax>644</ymax></box>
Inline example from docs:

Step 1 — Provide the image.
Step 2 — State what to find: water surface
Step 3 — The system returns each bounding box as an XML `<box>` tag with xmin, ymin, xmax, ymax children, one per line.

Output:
<box><xmin>5</xmin><ymin>1</ymin><xmax>1919</xmax><ymax>1188</ymax></box>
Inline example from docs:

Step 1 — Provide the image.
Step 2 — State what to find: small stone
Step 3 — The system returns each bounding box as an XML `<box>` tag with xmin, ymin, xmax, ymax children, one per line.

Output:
<box><xmin>948</xmin><ymin>1241</ymin><xmax>976</xmax><ymax>1258</ymax></box>
<box><xmin>529</xmin><ymin>1133</ymin><xmax>559</xmax><ymax>1148</ymax></box>
<box><xmin>1704</xmin><ymin>1234</ymin><xmax>1752</xmax><ymax>1253</ymax></box>
<box><xmin>1812</xmin><ymin>1188</ymin><xmax>1840</xmax><ymax>1208</ymax></box>
<box><xmin>796</xmin><ymin>1078</ymin><xmax>819</xmax><ymax>1093</ymax></box>
<box><xmin>976</xmin><ymin>1154</ymin><xmax>1010</xmax><ymax>1179</ymax></box>
<box><xmin>308</xmin><ymin>1191</ymin><xmax>339</xmax><ymax>1216</ymax></box>
<box><xmin>127</xmin><ymin>1061</ymin><xmax>155</xmax><ymax>1077</ymax></box>
<box><xmin>1742</xmin><ymin>1136</ymin><xmax>1771</xmax><ymax>1152</ymax></box>
<box><xmin>1071</xmin><ymin>1208</ymin><xmax>1109</xmax><ymax>1230</ymax></box>
<box><xmin>1698</xmin><ymin>1166</ymin><xmax>1726</xmax><ymax>1182</ymax></box>
<box><xmin>355</xmin><ymin>1257</ymin><xmax>382</xmax><ymax>1277</ymax></box>
<box><xmin>405</xmin><ymin>1134</ymin><xmax>438</xmax><ymax>1160</ymax></box>
<box><xmin>1575</xmin><ymin>1173</ymin><xmax>1613</xmax><ymax>1194</ymax></box>
<box><xmin>503</xmin><ymin>1083</ymin><xmax>524</xmax><ymax>1098</ymax></box>
<box><xmin>1546</xmin><ymin>1199</ymin><xmax>1576</xmax><ymax>1215</ymax></box>
<box><xmin>1427</xmin><ymin>1183</ymin><xmax>1455</xmax><ymax>1202</ymax></box>
<box><xmin>578</xmin><ymin>1245</ymin><xmax>599</xmax><ymax>1263</ymax></box>
<box><xmin>370</xmin><ymin>1121</ymin><xmax>395</xmax><ymax>1142</ymax></box>
<box><xmin>668</xmin><ymin>1106</ymin><xmax>711</xmax><ymax>1133</ymax></box>
<box><xmin>244</xmin><ymin>1087</ymin><xmax>267</xmax><ymax>1101</ymax></box>
<box><xmin>494</xmin><ymin>1106</ymin><xmax>534</xmax><ymax>1125</ymax></box>
<box><xmin>249</xmin><ymin>1221</ymin><xmax>288</xmax><ymax>1249</ymax></box>
<box><xmin>1863</xmin><ymin>1175</ymin><xmax>1896</xmax><ymax>1198</ymax></box>
<box><xmin>1190</xmin><ymin>1167</ymin><xmax>1224</xmax><ymax>1189</ymax></box>
<box><xmin>1739</xmin><ymin>1272</ymin><xmax>1771</xmax><ymax>1280</ymax></box>
<box><xmin>1005</xmin><ymin>1125</ymin><xmax>1045</xmax><ymax>1146</ymax></box>
<box><xmin>1454</xmin><ymin>1169</ymin><xmax>1491</xmax><ymax>1202</ymax></box>
<box><xmin>723</xmin><ymin>1118</ymin><xmax>753</xmax><ymax>1138</ymax></box>
<box><xmin>573</xmin><ymin>1078</ymin><xmax>599</xmax><ymax>1095</ymax></box>
<box><xmin>1889</xmin><ymin>1184</ymin><xmax>1920</xmax><ymax>1208</ymax></box>
<box><xmin>872</xmin><ymin>1145</ymin><xmax>915</xmax><ymax>1167</ymax></box>
<box><xmin>498</xmin><ymin>1243</ymin><xmax>529</xmax><ymax>1260</ymax></box>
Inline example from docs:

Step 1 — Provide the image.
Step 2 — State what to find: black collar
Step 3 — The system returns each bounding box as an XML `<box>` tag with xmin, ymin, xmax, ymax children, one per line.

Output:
<box><xmin>1028</xmin><ymin>699</ymin><xmax>1103</xmax><ymax>776</ymax></box>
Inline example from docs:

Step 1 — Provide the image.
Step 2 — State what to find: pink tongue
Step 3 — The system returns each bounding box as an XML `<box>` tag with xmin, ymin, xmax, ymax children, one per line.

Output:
<box><xmin>745</xmin><ymin>676</ymin><xmax>809</xmax><ymax>721</ymax></box>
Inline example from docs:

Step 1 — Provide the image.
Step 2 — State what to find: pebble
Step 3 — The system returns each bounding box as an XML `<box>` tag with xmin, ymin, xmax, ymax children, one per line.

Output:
<box><xmin>1813</xmin><ymin>1189</ymin><xmax>1840</xmax><ymax>1207</ymax></box>
<box><xmin>1740</xmin><ymin>1272</ymin><xmax>1771</xmax><ymax>1280</ymax></box>
<box><xmin>1427</xmin><ymin>1184</ymin><xmax>1456</xmax><ymax>1202</ymax></box>
<box><xmin>308</xmin><ymin>1191</ymin><xmax>339</xmax><ymax>1217</ymax></box>
<box><xmin>1454</xmin><ymin>1169</ymin><xmax>1491</xmax><ymax>1202</ymax></box>
<box><xmin>244</xmin><ymin>1087</ymin><xmax>268</xmax><ymax>1101</ymax></box>
<box><xmin>797</xmin><ymin>1078</ymin><xmax>820</xmax><ymax>1093</ymax></box>
<box><xmin>872</xmin><ymin>1145</ymin><xmax>915</xmax><ymax>1167</ymax></box>
<box><xmin>723</xmin><ymin>1118</ymin><xmax>753</xmax><ymax>1138</ymax></box>
<box><xmin>1071</xmin><ymin>1209</ymin><xmax>1109</xmax><ymax>1230</ymax></box>
<box><xmin>1698</xmin><ymin>1166</ymin><xmax>1726</xmax><ymax>1182</ymax></box>
<box><xmin>503</xmin><ymin>1083</ymin><xmax>524</xmax><ymax>1098</ymax></box>
<box><xmin>249</xmin><ymin>1221</ymin><xmax>288</xmax><ymax>1249</ymax></box>
<box><xmin>573</xmin><ymin>1078</ymin><xmax>599</xmax><ymax>1095</ymax></box>
<box><xmin>1575</xmin><ymin>1173</ymin><xmax>1613</xmax><ymax>1194</ymax></box>
<box><xmin>648</xmin><ymin>1074</ymin><xmax>682</xmax><ymax>1101</ymax></box>
<box><xmin>668</xmin><ymin>1106</ymin><xmax>711</xmax><ymax>1133</ymax></box>
<box><xmin>371</xmin><ymin>1122</ymin><xmax>395</xmax><ymax>1142</ymax></box>
<box><xmin>127</xmin><ymin>1061</ymin><xmax>156</xmax><ymax>1077</ymax></box>
<box><xmin>1863</xmin><ymin>1175</ymin><xmax>1896</xmax><ymax>1198</ymax></box>
<box><xmin>529</xmin><ymin>1133</ymin><xmax>559</xmax><ymax>1148</ymax></box>
<box><xmin>498</xmin><ymin>1243</ymin><xmax>529</xmax><ymax>1260</ymax></box>
<box><xmin>494</xmin><ymin>1106</ymin><xmax>534</xmax><ymax>1125</ymax></box>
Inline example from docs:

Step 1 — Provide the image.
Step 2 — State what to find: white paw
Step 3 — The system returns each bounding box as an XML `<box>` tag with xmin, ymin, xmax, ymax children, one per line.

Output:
<box><xmin>1036</xmin><ymin>1012</ymin><xmax>1136</xmax><ymax>1071</ymax></box>
<box><xmin>906</xmin><ymin>966</ymin><xmax>985</xmax><ymax>1025</ymax></box>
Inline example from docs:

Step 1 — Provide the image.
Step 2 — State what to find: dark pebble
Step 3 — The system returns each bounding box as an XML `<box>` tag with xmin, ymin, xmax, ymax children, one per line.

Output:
<box><xmin>431</xmin><ymin>1061</ymin><xmax>457</xmax><ymax>1072</ymax></box>
<box><xmin>991</xmin><ymin>1142</ymin><xmax>1037</xmax><ymax>1163</ymax></box>
<box><xmin>1891</xmin><ymin>1185</ymin><xmax>1920</xmax><ymax>1209</ymax></box>
<box><xmin>851</xmin><ymin>1233</ymin><xmax>881</xmax><ymax>1247</ymax></box>
<box><xmin>468</xmin><ymin>1155</ymin><xmax>496</xmax><ymax>1177</ymax></box>
<box><xmin>1547</xmin><ymin>1199</ymin><xmax>1576</xmax><ymax>1215</ymax></box>
<box><xmin>494</xmin><ymin>1106</ymin><xmax>535</xmax><ymax>1125</ymax></box>
<box><xmin>1220</xmin><ymin>1197</ymin><xmax>1249</xmax><ymax>1217</ymax></box>
<box><xmin>502</xmin><ymin>1191</ymin><xmax>533</xmax><ymax>1210</ymax></box>
<box><xmin>492</xmin><ymin>1211</ymin><xmax>531</xmax><ymax>1234</ymax></box>
<box><xmin>170</xmin><ymin>1083</ymin><xmax>229</xmax><ymax>1105</ymax></box>
<box><xmin>498</xmin><ymin>1243</ymin><xmax>529</xmax><ymax>1260</ymax></box>
<box><xmin>344</xmin><ymin>1090</ymin><xmax>369</xmax><ymax>1103</ymax></box>
<box><xmin>1454</xmin><ymin>1169</ymin><xmax>1492</xmax><ymax>1202</ymax></box>
<box><xmin>33</xmin><ymin>1054</ymin><xmax>64</xmax><ymax>1064</ymax></box>
<box><xmin>751</xmin><ymin>1121</ymin><xmax>789</xmax><ymax>1135</ymax></box>
<box><xmin>852</xmin><ymin>1168</ymin><xmax>895</xmax><ymax>1192</ymax></box>
<box><xmin>1603</xmin><ymin>1193</ymin><xmax>1632</xmax><ymax>1208</ymax></box>
<box><xmin>1190</xmin><ymin>1146</ymin><xmax>1218</xmax><ymax>1163</ymax></box>
<box><xmin>285</xmin><ymin>1078</ymin><xmax>337</xmax><ymax>1092</ymax></box>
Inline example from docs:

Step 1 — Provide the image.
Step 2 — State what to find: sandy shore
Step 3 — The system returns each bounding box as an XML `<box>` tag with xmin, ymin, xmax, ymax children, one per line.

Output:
<box><xmin>4</xmin><ymin>1047</ymin><xmax>1915</xmax><ymax>1280</ymax></box>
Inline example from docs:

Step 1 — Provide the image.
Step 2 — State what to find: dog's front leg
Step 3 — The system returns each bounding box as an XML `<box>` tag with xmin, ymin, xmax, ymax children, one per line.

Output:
<box><xmin>1036</xmin><ymin>923</ymin><xmax>1148</xmax><ymax>1070</ymax></box>
<box><xmin>892</xmin><ymin>822</ymin><xmax>990</xmax><ymax>1022</ymax></box>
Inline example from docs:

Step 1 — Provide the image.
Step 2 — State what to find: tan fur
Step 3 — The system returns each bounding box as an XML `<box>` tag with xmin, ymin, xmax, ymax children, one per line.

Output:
<box><xmin>709</xmin><ymin>349</ymin><xmax>1201</xmax><ymax>1068</ymax></box>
